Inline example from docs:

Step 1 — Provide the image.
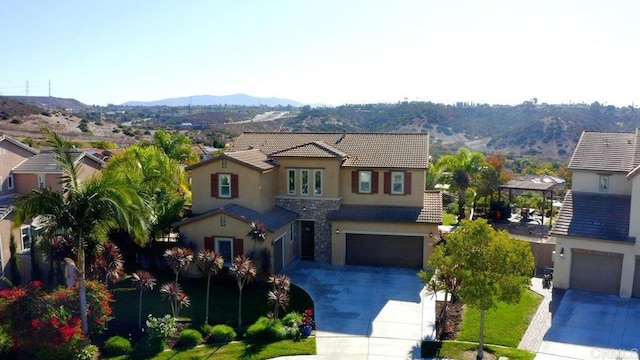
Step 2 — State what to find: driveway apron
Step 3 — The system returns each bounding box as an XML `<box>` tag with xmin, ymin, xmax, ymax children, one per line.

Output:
<box><xmin>284</xmin><ymin>260</ymin><xmax>430</xmax><ymax>359</ymax></box>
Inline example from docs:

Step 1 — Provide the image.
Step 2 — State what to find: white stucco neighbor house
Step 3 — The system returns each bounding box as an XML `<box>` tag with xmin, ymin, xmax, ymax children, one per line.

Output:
<box><xmin>551</xmin><ymin>129</ymin><xmax>640</xmax><ymax>297</ymax></box>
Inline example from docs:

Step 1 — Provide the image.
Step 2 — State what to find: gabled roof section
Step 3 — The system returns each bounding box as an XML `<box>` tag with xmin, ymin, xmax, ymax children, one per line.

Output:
<box><xmin>172</xmin><ymin>204</ymin><xmax>297</xmax><ymax>231</ymax></box>
<box><xmin>568</xmin><ymin>131</ymin><xmax>637</xmax><ymax>172</ymax></box>
<box><xmin>0</xmin><ymin>196</ymin><xmax>16</xmax><ymax>220</ymax></box>
<box><xmin>327</xmin><ymin>191</ymin><xmax>442</xmax><ymax>224</ymax></box>
<box><xmin>230</xmin><ymin>132</ymin><xmax>430</xmax><ymax>169</ymax></box>
<box><xmin>12</xmin><ymin>151</ymin><xmax>104</xmax><ymax>174</ymax></box>
<box><xmin>550</xmin><ymin>190</ymin><xmax>633</xmax><ymax>243</ymax></box>
<box><xmin>0</xmin><ymin>134</ymin><xmax>39</xmax><ymax>155</ymax></box>
<box><xmin>186</xmin><ymin>149</ymin><xmax>276</xmax><ymax>172</ymax></box>
<box><xmin>270</xmin><ymin>141</ymin><xmax>348</xmax><ymax>158</ymax></box>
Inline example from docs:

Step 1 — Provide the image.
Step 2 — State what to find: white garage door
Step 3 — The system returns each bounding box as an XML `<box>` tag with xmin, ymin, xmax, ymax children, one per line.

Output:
<box><xmin>570</xmin><ymin>249</ymin><xmax>622</xmax><ymax>295</ymax></box>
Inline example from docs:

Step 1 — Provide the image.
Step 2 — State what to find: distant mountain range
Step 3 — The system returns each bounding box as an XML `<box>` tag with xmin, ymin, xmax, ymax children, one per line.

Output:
<box><xmin>122</xmin><ymin>94</ymin><xmax>305</xmax><ymax>107</ymax></box>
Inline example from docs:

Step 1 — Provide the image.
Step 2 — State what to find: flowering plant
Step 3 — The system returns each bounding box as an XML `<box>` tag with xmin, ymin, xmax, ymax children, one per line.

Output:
<box><xmin>301</xmin><ymin>308</ymin><xmax>314</xmax><ymax>328</ymax></box>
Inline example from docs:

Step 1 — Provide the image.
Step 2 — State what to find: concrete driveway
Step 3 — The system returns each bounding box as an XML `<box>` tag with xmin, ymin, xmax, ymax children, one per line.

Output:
<box><xmin>284</xmin><ymin>260</ymin><xmax>433</xmax><ymax>359</ymax></box>
<box><xmin>536</xmin><ymin>289</ymin><xmax>640</xmax><ymax>360</ymax></box>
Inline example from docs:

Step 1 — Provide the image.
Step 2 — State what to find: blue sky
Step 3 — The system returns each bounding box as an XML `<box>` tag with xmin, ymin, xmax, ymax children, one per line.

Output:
<box><xmin>3</xmin><ymin>1</ymin><xmax>640</xmax><ymax>106</ymax></box>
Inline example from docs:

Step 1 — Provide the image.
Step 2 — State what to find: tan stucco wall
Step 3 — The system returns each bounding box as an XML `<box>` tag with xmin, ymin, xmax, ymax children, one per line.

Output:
<box><xmin>330</xmin><ymin>220</ymin><xmax>437</xmax><ymax>269</ymax></box>
<box><xmin>339</xmin><ymin>168</ymin><xmax>426</xmax><ymax>207</ymax></box>
<box><xmin>553</xmin><ymin>235</ymin><xmax>639</xmax><ymax>298</ymax></box>
<box><xmin>178</xmin><ymin>213</ymin><xmax>294</xmax><ymax>273</ymax></box>
<box><xmin>571</xmin><ymin>170</ymin><xmax>631</xmax><ymax>195</ymax></box>
<box><xmin>190</xmin><ymin>159</ymin><xmax>275</xmax><ymax>214</ymax></box>
<box><xmin>0</xmin><ymin>141</ymin><xmax>35</xmax><ymax>196</ymax></box>
<box><xmin>274</xmin><ymin>158</ymin><xmax>342</xmax><ymax>198</ymax></box>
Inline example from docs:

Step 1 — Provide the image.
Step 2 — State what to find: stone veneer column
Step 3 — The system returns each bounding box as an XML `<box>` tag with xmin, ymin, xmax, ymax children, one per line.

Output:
<box><xmin>276</xmin><ymin>198</ymin><xmax>341</xmax><ymax>264</ymax></box>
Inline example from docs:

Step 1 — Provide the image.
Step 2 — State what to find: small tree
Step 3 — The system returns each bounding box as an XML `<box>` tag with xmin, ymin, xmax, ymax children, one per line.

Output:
<box><xmin>247</xmin><ymin>221</ymin><xmax>267</xmax><ymax>252</ymax></box>
<box><xmin>445</xmin><ymin>219</ymin><xmax>534</xmax><ymax>360</ymax></box>
<box><xmin>267</xmin><ymin>274</ymin><xmax>291</xmax><ymax>319</ymax></box>
<box><xmin>131</xmin><ymin>270</ymin><xmax>156</xmax><ymax>330</ymax></box>
<box><xmin>163</xmin><ymin>246</ymin><xmax>194</xmax><ymax>283</ymax></box>
<box><xmin>90</xmin><ymin>241</ymin><xmax>124</xmax><ymax>286</ymax></box>
<box><xmin>231</xmin><ymin>255</ymin><xmax>256</xmax><ymax>328</ymax></box>
<box><xmin>160</xmin><ymin>281</ymin><xmax>190</xmax><ymax>318</ymax></box>
<box><xmin>196</xmin><ymin>250</ymin><xmax>224</xmax><ymax>324</ymax></box>
<box><xmin>9</xmin><ymin>234</ymin><xmax>21</xmax><ymax>285</ymax></box>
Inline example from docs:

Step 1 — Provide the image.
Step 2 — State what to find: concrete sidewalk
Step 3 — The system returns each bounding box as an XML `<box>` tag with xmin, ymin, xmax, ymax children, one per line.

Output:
<box><xmin>281</xmin><ymin>260</ymin><xmax>435</xmax><ymax>359</ymax></box>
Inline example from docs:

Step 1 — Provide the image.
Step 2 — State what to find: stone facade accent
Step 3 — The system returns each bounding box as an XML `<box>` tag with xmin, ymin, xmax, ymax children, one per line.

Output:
<box><xmin>276</xmin><ymin>197</ymin><xmax>341</xmax><ymax>264</ymax></box>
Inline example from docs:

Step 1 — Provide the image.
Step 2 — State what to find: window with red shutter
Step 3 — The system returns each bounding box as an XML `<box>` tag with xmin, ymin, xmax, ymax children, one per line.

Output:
<box><xmin>231</xmin><ymin>174</ymin><xmax>239</xmax><ymax>198</ymax></box>
<box><xmin>204</xmin><ymin>236</ymin><xmax>215</xmax><ymax>250</ymax></box>
<box><xmin>233</xmin><ymin>238</ymin><xmax>244</xmax><ymax>257</ymax></box>
<box><xmin>404</xmin><ymin>172</ymin><xmax>412</xmax><ymax>195</ymax></box>
<box><xmin>211</xmin><ymin>173</ymin><xmax>218</xmax><ymax>197</ymax></box>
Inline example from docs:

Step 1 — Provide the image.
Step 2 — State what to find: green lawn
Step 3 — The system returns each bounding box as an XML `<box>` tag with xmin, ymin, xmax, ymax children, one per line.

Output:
<box><xmin>104</xmin><ymin>338</ymin><xmax>316</xmax><ymax>360</ymax></box>
<box><xmin>111</xmin><ymin>269</ymin><xmax>313</xmax><ymax>329</ymax></box>
<box><xmin>457</xmin><ymin>289</ymin><xmax>542</xmax><ymax>347</ymax></box>
<box><xmin>443</xmin><ymin>212</ymin><xmax>458</xmax><ymax>226</ymax></box>
<box><xmin>422</xmin><ymin>341</ymin><xmax>535</xmax><ymax>360</ymax></box>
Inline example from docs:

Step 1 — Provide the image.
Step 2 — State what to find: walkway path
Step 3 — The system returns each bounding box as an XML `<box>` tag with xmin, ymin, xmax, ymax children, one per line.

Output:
<box><xmin>519</xmin><ymin>276</ymin><xmax>564</xmax><ymax>352</ymax></box>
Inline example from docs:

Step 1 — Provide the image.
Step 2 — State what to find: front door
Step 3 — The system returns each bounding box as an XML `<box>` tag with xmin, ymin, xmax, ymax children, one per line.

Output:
<box><xmin>300</xmin><ymin>221</ymin><xmax>315</xmax><ymax>260</ymax></box>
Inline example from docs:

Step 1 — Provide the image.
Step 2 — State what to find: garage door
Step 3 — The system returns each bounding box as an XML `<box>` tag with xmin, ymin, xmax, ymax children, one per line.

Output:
<box><xmin>570</xmin><ymin>249</ymin><xmax>622</xmax><ymax>294</ymax></box>
<box><xmin>632</xmin><ymin>256</ymin><xmax>640</xmax><ymax>298</ymax></box>
<box><xmin>346</xmin><ymin>234</ymin><xmax>423</xmax><ymax>268</ymax></box>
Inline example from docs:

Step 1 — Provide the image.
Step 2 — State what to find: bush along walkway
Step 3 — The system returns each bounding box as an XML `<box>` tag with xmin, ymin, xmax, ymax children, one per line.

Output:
<box><xmin>518</xmin><ymin>275</ymin><xmax>565</xmax><ymax>352</ymax></box>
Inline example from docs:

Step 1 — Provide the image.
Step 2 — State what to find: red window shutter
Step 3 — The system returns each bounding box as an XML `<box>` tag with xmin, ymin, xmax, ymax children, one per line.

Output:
<box><xmin>211</xmin><ymin>173</ymin><xmax>218</xmax><ymax>197</ymax></box>
<box><xmin>204</xmin><ymin>236</ymin><xmax>214</xmax><ymax>251</ymax></box>
<box><xmin>372</xmin><ymin>171</ymin><xmax>379</xmax><ymax>194</ymax></box>
<box><xmin>384</xmin><ymin>171</ymin><xmax>391</xmax><ymax>194</ymax></box>
<box><xmin>404</xmin><ymin>172</ymin><xmax>412</xmax><ymax>194</ymax></box>
<box><xmin>233</xmin><ymin>238</ymin><xmax>244</xmax><ymax>257</ymax></box>
<box><xmin>351</xmin><ymin>171</ymin><xmax>359</xmax><ymax>193</ymax></box>
<box><xmin>231</xmin><ymin>174</ymin><xmax>239</xmax><ymax>198</ymax></box>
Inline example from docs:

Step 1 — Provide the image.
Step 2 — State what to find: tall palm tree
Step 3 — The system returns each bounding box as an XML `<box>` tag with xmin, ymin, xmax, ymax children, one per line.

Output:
<box><xmin>196</xmin><ymin>250</ymin><xmax>224</xmax><ymax>324</ymax></box>
<box><xmin>435</xmin><ymin>148</ymin><xmax>485</xmax><ymax>221</ymax></box>
<box><xmin>13</xmin><ymin>128</ymin><xmax>149</xmax><ymax>337</ymax></box>
<box><xmin>231</xmin><ymin>255</ymin><xmax>256</xmax><ymax>328</ymax></box>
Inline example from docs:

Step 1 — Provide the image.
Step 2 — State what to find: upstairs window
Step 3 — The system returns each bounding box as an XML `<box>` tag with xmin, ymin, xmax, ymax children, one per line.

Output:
<box><xmin>301</xmin><ymin>170</ymin><xmax>309</xmax><ymax>196</ymax></box>
<box><xmin>352</xmin><ymin>170</ymin><xmax>378</xmax><ymax>194</ymax></box>
<box><xmin>21</xmin><ymin>226</ymin><xmax>31</xmax><ymax>251</ymax></box>
<box><xmin>38</xmin><ymin>174</ymin><xmax>45</xmax><ymax>189</ymax></box>
<box><xmin>359</xmin><ymin>171</ymin><xmax>372</xmax><ymax>193</ymax></box>
<box><xmin>599</xmin><ymin>175</ymin><xmax>609</xmax><ymax>192</ymax></box>
<box><xmin>210</xmin><ymin>173</ymin><xmax>238</xmax><ymax>198</ymax></box>
<box><xmin>7</xmin><ymin>175</ymin><xmax>13</xmax><ymax>190</ymax></box>
<box><xmin>314</xmin><ymin>170</ymin><xmax>323</xmax><ymax>196</ymax></box>
<box><xmin>288</xmin><ymin>169</ymin><xmax>296</xmax><ymax>195</ymax></box>
<box><xmin>391</xmin><ymin>172</ymin><xmax>405</xmax><ymax>194</ymax></box>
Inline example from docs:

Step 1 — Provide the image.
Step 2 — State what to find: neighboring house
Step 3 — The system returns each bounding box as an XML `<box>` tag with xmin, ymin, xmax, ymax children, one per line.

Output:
<box><xmin>551</xmin><ymin>130</ymin><xmax>640</xmax><ymax>297</ymax></box>
<box><xmin>0</xmin><ymin>134</ymin><xmax>104</xmax><ymax>283</ymax></box>
<box><xmin>174</xmin><ymin>132</ymin><xmax>442</xmax><ymax>273</ymax></box>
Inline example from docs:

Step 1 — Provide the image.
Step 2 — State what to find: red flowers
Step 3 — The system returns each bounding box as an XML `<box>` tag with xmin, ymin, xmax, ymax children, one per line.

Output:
<box><xmin>302</xmin><ymin>308</ymin><xmax>314</xmax><ymax>327</ymax></box>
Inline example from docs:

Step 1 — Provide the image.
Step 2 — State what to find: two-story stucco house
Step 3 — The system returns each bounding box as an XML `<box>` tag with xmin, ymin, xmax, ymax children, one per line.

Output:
<box><xmin>0</xmin><ymin>134</ymin><xmax>104</xmax><ymax>282</ymax></box>
<box><xmin>551</xmin><ymin>130</ymin><xmax>640</xmax><ymax>297</ymax></box>
<box><xmin>173</xmin><ymin>132</ymin><xmax>442</xmax><ymax>273</ymax></box>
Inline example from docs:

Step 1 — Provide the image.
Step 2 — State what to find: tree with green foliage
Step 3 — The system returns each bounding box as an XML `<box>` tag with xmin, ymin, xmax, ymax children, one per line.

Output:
<box><xmin>8</xmin><ymin>234</ymin><xmax>20</xmax><ymax>285</ymax></box>
<box><xmin>13</xmin><ymin>128</ymin><xmax>149</xmax><ymax>337</ymax></box>
<box><xmin>153</xmin><ymin>129</ymin><xmax>199</xmax><ymax>165</ymax></box>
<box><xmin>435</xmin><ymin>148</ymin><xmax>485</xmax><ymax>221</ymax></box>
<box><xmin>443</xmin><ymin>219</ymin><xmax>534</xmax><ymax>360</ymax></box>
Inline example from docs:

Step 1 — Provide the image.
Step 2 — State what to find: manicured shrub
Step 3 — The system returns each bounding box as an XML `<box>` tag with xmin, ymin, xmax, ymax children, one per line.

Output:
<box><xmin>103</xmin><ymin>335</ymin><xmax>132</xmax><ymax>356</ymax></box>
<box><xmin>134</xmin><ymin>336</ymin><xmax>165</xmax><ymax>356</ymax></box>
<box><xmin>244</xmin><ymin>317</ymin><xmax>279</xmax><ymax>343</ymax></box>
<box><xmin>177</xmin><ymin>329</ymin><xmax>202</xmax><ymax>348</ymax></box>
<box><xmin>76</xmin><ymin>344</ymin><xmax>99</xmax><ymax>360</ymax></box>
<box><xmin>282</xmin><ymin>311</ymin><xmax>303</xmax><ymax>328</ymax></box>
<box><xmin>203</xmin><ymin>324</ymin><xmax>236</xmax><ymax>343</ymax></box>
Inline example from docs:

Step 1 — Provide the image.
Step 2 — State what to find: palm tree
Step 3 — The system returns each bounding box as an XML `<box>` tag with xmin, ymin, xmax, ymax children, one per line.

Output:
<box><xmin>13</xmin><ymin>128</ymin><xmax>149</xmax><ymax>337</ymax></box>
<box><xmin>435</xmin><ymin>148</ymin><xmax>485</xmax><ymax>221</ymax></box>
<box><xmin>89</xmin><ymin>241</ymin><xmax>124</xmax><ymax>286</ymax></box>
<box><xmin>267</xmin><ymin>274</ymin><xmax>291</xmax><ymax>318</ymax></box>
<box><xmin>131</xmin><ymin>270</ymin><xmax>156</xmax><ymax>330</ymax></box>
<box><xmin>231</xmin><ymin>255</ymin><xmax>256</xmax><ymax>328</ymax></box>
<box><xmin>163</xmin><ymin>246</ymin><xmax>194</xmax><ymax>283</ymax></box>
<box><xmin>196</xmin><ymin>250</ymin><xmax>224</xmax><ymax>324</ymax></box>
<box><xmin>247</xmin><ymin>221</ymin><xmax>267</xmax><ymax>252</ymax></box>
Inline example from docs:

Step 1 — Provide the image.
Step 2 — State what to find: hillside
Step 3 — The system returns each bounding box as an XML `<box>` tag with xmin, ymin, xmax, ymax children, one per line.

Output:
<box><xmin>123</xmin><ymin>94</ymin><xmax>305</xmax><ymax>107</ymax></box>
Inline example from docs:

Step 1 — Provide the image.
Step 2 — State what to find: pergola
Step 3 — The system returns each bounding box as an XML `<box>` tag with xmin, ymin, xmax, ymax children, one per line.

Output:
<box><xmin>499</xmin><ymin>175</ymin><xmax>566</xmax><ymax>226</ymax></box>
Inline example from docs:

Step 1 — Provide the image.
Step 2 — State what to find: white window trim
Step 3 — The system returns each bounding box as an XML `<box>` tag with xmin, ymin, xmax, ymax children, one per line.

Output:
<box><xmin>21</xmin><ymin>225</ymin><xmax>31</xmax><ymax>252</ymax></box>
<box><xmin>215</xmin><ymin>237</ymin><xmax>234</xmax><ymax>266</ymax></box>
<box><xmin>359</xmin><ymin>171</ymin><xmax>372</xmax><ymax>193</ymax></box>
<box><xmin>313</xmin><ymin>169</ymin><xmax>323</xmax><ymax>196</ymax></box>
<box><xmin>288</xmin><ymin>169</ymin><xmax>296</xmax><ymax>195</ymax></box>
<box><xmin>300</xmin><ymin>169</ymin><xmax>310</xmax><ymax>196</ymax></box>
<box><xmin>219</xmin><ymin>173</ymin><xmax>231</xmax><ymax>198</ymax></box>
<box><xmin>599</xmin><ymin>175</ymin><xmax>609</xmax><ymax>193</ymax></box>
<box><xmin>37</xmin><ymin>174</ymin><xmax>45</xmax><ymax>189</ymax></box>
<box><xmin>391</xmin><ymin>171</ymin><xmax>405</xmax><ymax>194</ymax></box>
<box><xmin>7</xmin><ymin>174</ymin><xmax>13</xmax><ymax>190</ymax></box>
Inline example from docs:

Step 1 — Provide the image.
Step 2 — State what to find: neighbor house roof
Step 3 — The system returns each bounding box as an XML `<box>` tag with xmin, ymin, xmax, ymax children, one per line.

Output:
<box><xmin>327</xmin><ymin>191</ymin><xmax>443</xmax><ymax>224</ymax></box>
<box><xmin>229</xmin><ymin>132</ymin><xmax>430</xmax><ymax>169</ymax></box>
<box><xmin>172</xmin><ymin>204</ymin><xmax>297</xmax><ymax>232</ymax></box>
<box><xmin>12</xmin><ymin>151</ymin><xmax>105</xmax><ymax>174</ymax></box>
<box><xmin>568</xmin><ymin>130</ymin><xmax>640</xmax><ymax>172</ymax></box>
<box><xmin>0</xmin><ymin>196</ymin><xmax>16</xmax><ymax>221</ymax></box>
<box><xmin>186</xmin><ymin>149</ymin><xmax>277</xmax><ymax>172</ymax></box>
<box><xmin>550</xmin><ymin>190</ymin><xmax>634</xmax><ymax>242</ymax></box>
<box><xmin>0</xmin><ymin>134</ymin><xmax>39</xmax><ymax>155</ymax></box>
<box><xmin>270</xmin><ymin>141</ymin><xmax>348</xmax><ymax>159</ymax></box>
